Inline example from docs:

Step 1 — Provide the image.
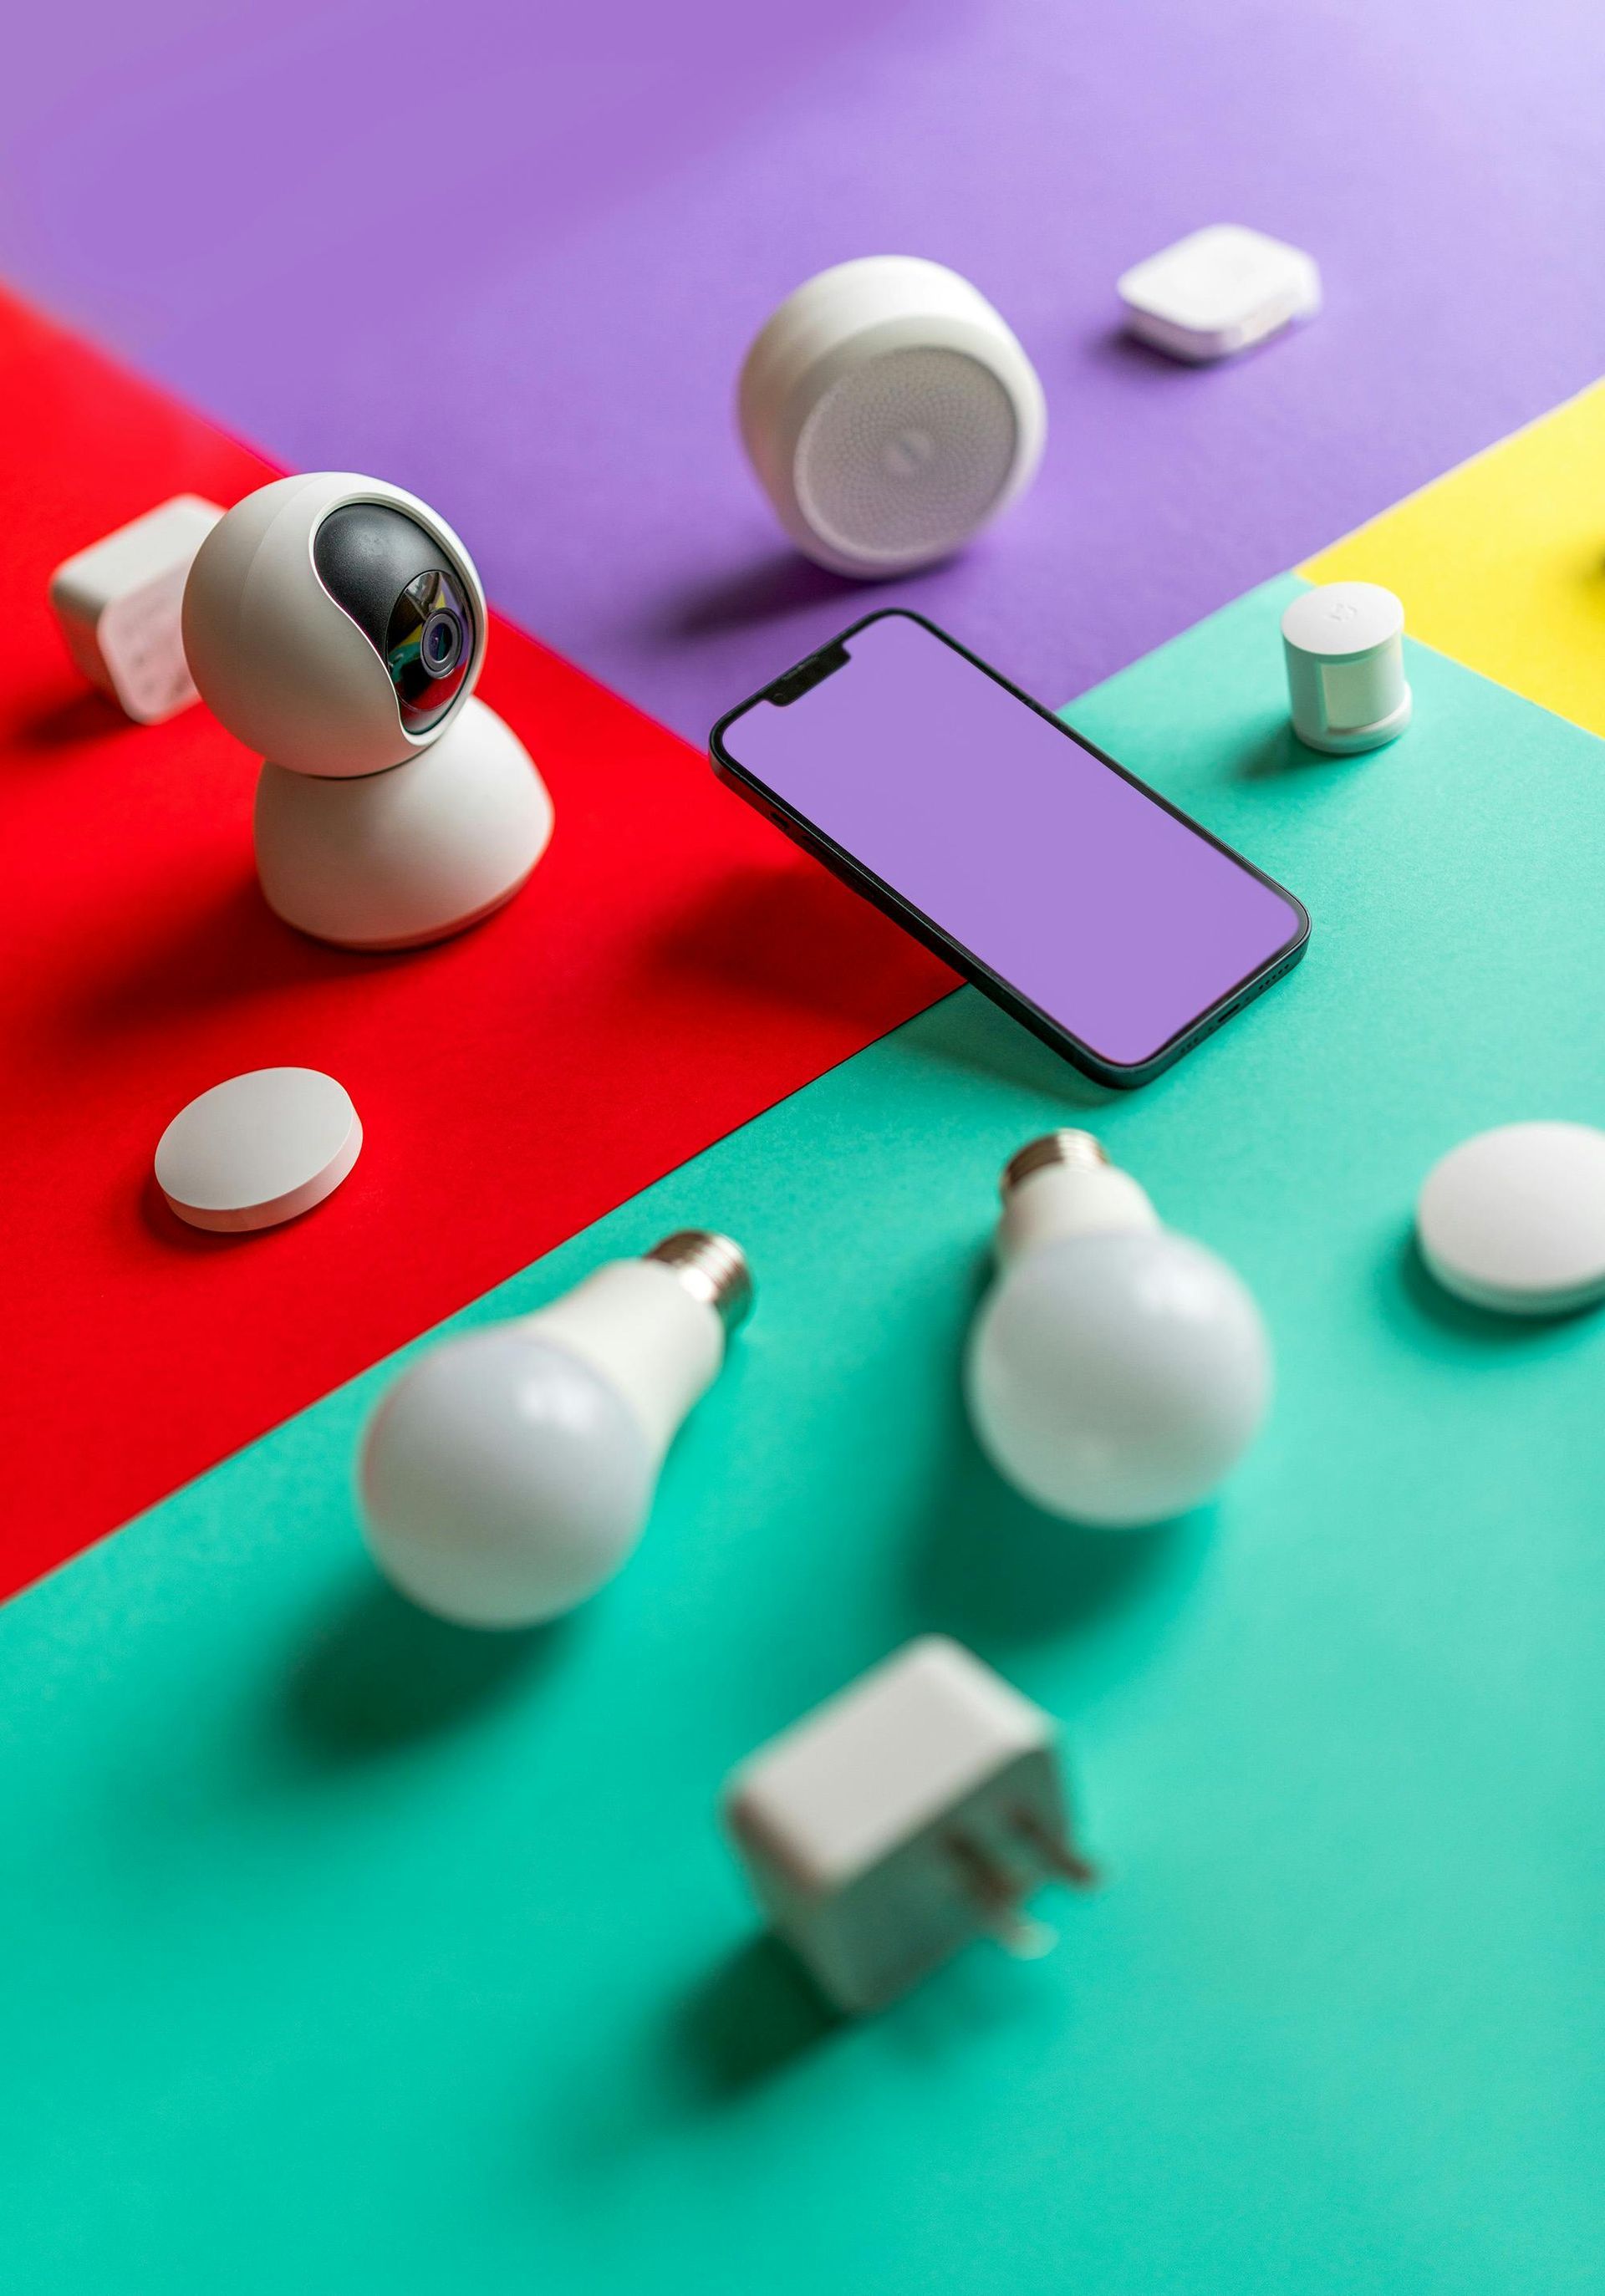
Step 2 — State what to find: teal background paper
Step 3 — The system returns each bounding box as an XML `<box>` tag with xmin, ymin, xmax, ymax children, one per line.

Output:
<box><xmin>4</xmin><ymin>579</ymin><xmax>1602</xmax><ymax>2293</ymax></box>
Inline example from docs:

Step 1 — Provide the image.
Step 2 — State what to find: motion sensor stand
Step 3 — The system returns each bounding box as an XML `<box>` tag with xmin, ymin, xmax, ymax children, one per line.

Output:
<box><xmin>738</xmin><ymin>257</ymin><xmax>1047</xmax><ymax>579</ymax></box>
<box><xmin>182</xmin><ymin>472</ymin><xmax>553</xmax><ymax>950</ymax></box>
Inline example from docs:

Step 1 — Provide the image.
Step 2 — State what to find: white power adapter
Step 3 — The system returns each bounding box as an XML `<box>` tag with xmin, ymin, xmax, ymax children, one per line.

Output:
<box><xmin>49</xmin><ymin>494</ymin><xmax>222</xmax><ymax>723</ymax></box>
<box><xmin>722</xmin><ymin>1637</ymin><xmax>1093</xmax><ymax>2013</ymax></box>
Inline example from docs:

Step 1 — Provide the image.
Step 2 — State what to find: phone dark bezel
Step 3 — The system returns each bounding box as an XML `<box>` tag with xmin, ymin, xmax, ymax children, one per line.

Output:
<box><xmin>708</xmin><ymin>607</ymin><xmax>1310</xmax><ymax>1091</ymax></box>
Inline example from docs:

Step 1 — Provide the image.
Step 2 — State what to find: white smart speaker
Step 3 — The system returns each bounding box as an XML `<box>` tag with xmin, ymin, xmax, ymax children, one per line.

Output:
<box><xmin>737</xmin><ymin>257</ymin><xmax>1047</xmax><ymax>578</ymax></box>
<box><xmin>182</xmin><ymin>473</ymin><xmax>553</xmax><ymax>950</ymax></box>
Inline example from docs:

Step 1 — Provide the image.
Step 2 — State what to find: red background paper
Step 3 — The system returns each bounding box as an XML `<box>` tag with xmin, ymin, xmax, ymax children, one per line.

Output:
<box><xmin>0</xmin><ymin>290</ymin><xmax>950</xmax><ymax>1600</ymax></box>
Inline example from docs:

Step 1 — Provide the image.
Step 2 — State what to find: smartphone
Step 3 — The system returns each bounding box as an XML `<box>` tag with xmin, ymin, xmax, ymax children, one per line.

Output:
<box><xmin>710</xmin><ymin>609</ymin><xmax>1308</xmax><ymax>1089</ymax></box>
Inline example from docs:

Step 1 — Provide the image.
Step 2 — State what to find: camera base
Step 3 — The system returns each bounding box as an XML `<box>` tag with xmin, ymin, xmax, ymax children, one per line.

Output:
<box><xmin>253</xmin><ymin>697</ymin><xmax>553</xmax><ymax>950</ymax></box>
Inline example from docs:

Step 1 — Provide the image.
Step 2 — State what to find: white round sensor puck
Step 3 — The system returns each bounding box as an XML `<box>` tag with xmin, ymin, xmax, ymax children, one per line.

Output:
<box><xmin>1416</xmin><ymin>1122</ymin><xmax>1605</xmax><ymax>1316</ymax></box>
<box><xmin>155</xmin><ymin>1067</ymin><xmax>362</xmax><ymax>1234</ymax></box>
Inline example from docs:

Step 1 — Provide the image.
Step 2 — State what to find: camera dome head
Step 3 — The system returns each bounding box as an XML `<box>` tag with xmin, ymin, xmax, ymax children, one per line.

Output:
<box><xmin>181</xmin><ymin>473</ymin><xmax>487</xmax><ymax>778</ymax></box>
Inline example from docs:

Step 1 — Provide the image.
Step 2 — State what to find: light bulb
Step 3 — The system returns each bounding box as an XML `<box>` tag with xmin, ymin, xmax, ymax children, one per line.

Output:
<box><xmin>964</xmin><ymin>1133</ymin><xmax>1269</xmax><ymax>1528</ymax></box>
<box><xmin>359</xmin><ymin>1230</ymin><xmax>752</xmax><ymax>1627</ymax></box>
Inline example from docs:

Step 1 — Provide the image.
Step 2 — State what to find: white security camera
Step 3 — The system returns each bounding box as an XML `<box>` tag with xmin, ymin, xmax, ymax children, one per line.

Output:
<box><xmin>183</xmin><ymin>472</ymin><xmax>552</xmax><ymax>949</ymax></box>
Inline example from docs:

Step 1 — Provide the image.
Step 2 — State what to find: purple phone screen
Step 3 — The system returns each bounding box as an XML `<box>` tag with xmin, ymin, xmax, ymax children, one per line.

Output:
<box><xmin>720</xmin><ymin>613</ymin><xmax>1303</xmax><ymax>1069</ymax></box>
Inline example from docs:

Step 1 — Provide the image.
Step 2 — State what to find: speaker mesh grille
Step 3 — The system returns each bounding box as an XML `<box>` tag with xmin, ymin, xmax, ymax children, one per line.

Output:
<box><xmin>793</xmin><ymin>347</ymin><xmax>1019</xmax><ymax>567</ymax></box>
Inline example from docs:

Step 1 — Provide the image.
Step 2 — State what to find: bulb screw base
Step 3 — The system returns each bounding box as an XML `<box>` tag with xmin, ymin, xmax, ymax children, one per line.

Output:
<box><xmin>645</xmin><ymin>1230</ymin><xmax>754</xmax><ymax>1335</ymax></box>
<box><xmin>1001</xmin><ymin>1130</ymin><xmax>1109</xmax><ymax>1199</ymax></box>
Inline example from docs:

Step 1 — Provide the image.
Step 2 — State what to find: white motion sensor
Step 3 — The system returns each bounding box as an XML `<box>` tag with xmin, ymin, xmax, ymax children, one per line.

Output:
<box><xmin>966</xmin><ymin>1132</ymin><xmax>1271</xmax><ymax>1528</ymax></box>
<box><xmin>738</xmin><ymin>257</ymin><xmax>1047</xmax><ymax>578</ymax></box>
<box><xmin>182</xmin><ymin>473</ymin><xmax>553</xmax><ymax>949</ymax></box>
<box><xmin>1281</xmin><ymin>581</ymin><xmax>1411</xmax><ymax>756</ymax></box>
<box><xmin>359</xmin><ymin>1230</ymin><xmax>752</xmax><ymax>1629</ymax></box>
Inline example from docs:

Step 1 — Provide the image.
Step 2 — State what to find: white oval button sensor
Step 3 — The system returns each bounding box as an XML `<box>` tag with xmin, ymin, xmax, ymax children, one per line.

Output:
<box><xmin>155</xmin><ymin>1067</ymin><xmax>362</xmax><ymax>1233</ymax></box>
<box><xmin>1416</xmin><ymin>1122</ymin><xmax>1605</xmax><ymax>1316</ymax></box>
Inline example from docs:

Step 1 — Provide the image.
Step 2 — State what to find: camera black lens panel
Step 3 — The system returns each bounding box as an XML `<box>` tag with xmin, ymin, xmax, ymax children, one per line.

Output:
<box><xmin>385</xmin><ymin>572</ymin><xmax>473</xmax><ymax>730</ymax></box>
<box><xmin>313</xmin><ymin>501</ymin><xmax>477</xmax><ymax>735</ymax></box>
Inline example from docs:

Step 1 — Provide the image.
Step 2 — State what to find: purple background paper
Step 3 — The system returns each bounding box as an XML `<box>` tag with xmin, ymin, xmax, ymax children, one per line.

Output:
<box><xmin>6</xmin><ymin>1</ymin><xmax>1605</xmax><ymax>745</ymax></box>
<box><xmin>721</xmin><ymin>613</ymin><xmax>1302</xmax><ymax>1065</ymax></box>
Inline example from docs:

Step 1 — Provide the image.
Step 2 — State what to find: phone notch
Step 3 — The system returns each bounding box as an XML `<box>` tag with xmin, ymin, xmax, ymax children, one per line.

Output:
<box><xmin>767</xmin><ymin>641</ymin><xmax>848</xmax><ymax>708</ymax></box>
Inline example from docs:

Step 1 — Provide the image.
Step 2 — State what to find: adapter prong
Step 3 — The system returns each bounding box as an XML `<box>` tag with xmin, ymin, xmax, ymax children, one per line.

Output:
<box><xmin>946</xmin><ymin>1834</ymin><xmax>1059</xmax><ymax>1960</ymax></box>
<box><xmin>1011</xmin><ymin>1803</ymin><xmax>1098</xmax><ymax>1890</ymax></box>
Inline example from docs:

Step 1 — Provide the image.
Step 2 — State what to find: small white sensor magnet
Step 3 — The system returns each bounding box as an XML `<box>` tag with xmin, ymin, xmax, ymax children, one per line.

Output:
<box><xmin>1118</xmin><ymin>225</ymin><xmax>1320</xmax><ymax>364</ymax></box>
<box><xmin>722</xmin><ymin>1637</ymin><xmax>1093</xmax><ymax>2013</ymax></box>
<box><xmin>1281</xmin><ymin>581</ymin><xmax>1411</xmax><ymax>754</ymax></box>
<box><xmin>154</xmin><ymin>1067</ymin><xmax>362</xmax><ymax>1234</ymax></box>
<box><xmin>49</xmin><ymin>495</ymin><xmax>222</xmax><ymax>723</ymax></box>
<box><xmin>1416</xmin><ymin>1122</ymin><xmax>1605</xmax><ymax>1317</ymax></box>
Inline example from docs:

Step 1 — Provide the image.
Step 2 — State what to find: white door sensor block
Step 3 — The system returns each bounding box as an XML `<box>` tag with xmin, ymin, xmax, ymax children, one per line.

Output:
<box><xmin>155</xmin><ymin>1067</ymin><xmax>361</xmax><ymax>1233</ymax></box>
<box><xmin>1416</xmin><ymin>1122</ymin><xmax>1605</xmax><ymax>1316</ymax></box>
<box><xmin>723</xmin><ymin>1637</ymin><xmax>1093</xmax><ymax>2013</ymax></box>
<box><xmin>49</xmin><ymin>495</ymin><xmax>222</xmax><ymax>722</ymax></box>
<box><xmin>1118</xmin><ymin>225</ymin><xmax>1320</xmax><ymax>364</ymax></box>
<box><xmin>1281</xmin><ymin>581</ymin><xmax>1411</xmax><ymax>754</ymax></box>
<box><xmin>739</xmin><ymin>257</ymin><xmax>1047</xmax><ymax>578</ymax></box>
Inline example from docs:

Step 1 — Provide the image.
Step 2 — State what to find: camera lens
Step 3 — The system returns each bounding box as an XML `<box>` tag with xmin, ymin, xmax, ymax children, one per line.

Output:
<box><xmin>380</xmin><ymin>565</ymin><xmax>477</xmax><ymax>733</ymax></box>
<box><xmin>420</xmin><ymin>608</ymin><xmax>464</xmax><ymax>680</ymax></box>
